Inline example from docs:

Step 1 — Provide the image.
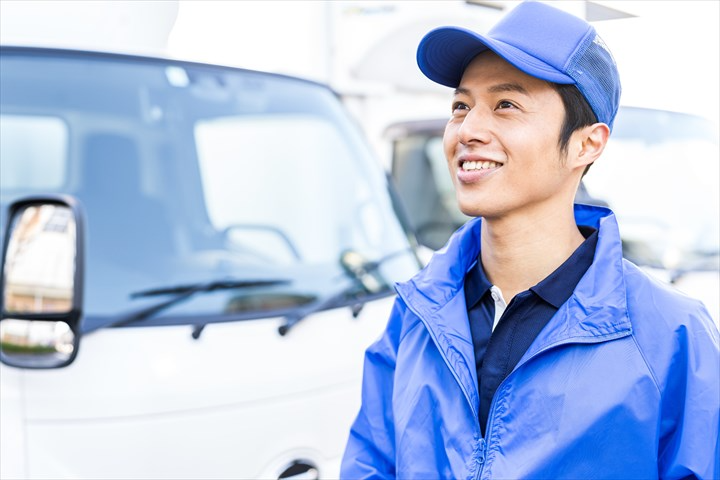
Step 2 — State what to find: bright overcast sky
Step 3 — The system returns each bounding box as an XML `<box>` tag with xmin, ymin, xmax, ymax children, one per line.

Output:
<box><xmin>1</xmin><ymin>0</ymin><xmax>717</xmax><ymax>123</ymax></box>
<box><xmin>166</xmin><ymin>1</ymin><xmax>719</xmax><ymax>124</ymax></box>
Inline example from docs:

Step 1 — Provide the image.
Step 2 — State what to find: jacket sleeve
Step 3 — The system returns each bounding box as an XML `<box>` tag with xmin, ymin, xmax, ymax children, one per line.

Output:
<box><xmin>340</xmin><ymin>299</ymin><xmax>406</xmax><ymax>479</ymax></box>
<box><xmin>657</xmin><ymin>302</ymin><xmax>720</xmax><ymax>480</ymax></box>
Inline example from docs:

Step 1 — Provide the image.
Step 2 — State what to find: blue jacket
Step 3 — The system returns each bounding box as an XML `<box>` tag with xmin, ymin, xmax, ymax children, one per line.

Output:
<box><xmin>341</xmin><ymin>205</ymin><xmax>720</xmax><ymax>479</ymax></box>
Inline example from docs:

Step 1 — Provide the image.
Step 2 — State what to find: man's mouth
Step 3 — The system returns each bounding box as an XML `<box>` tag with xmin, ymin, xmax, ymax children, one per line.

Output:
<box><xmin>461</xmin><ymin>160</ymin><xmax>502</xmax><ymax>171</ymax></box>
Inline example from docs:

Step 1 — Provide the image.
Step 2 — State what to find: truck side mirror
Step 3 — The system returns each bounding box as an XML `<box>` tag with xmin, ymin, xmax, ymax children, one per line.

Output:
<box><xmin>0</xmin><ymin>197</ymin><xmax>84</xmax><ymax>368</ymax></box>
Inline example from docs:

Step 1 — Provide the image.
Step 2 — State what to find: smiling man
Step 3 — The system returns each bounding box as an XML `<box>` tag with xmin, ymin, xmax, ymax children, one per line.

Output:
<box><xmin>340</xmin><ymin>1</ymin><xmax>720</xmax><ymax>479</ymax></box>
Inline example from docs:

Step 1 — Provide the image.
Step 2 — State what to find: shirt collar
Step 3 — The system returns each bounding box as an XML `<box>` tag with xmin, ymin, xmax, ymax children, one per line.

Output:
<box><xmin>530</xmin><ymin>226</ymin><xmax>598</xmax><ymax>308</ymax></box>
<box><xmin>465</xmin><ymin>258</ymin><xmax>492</xmax><ymax>310</ymax></box>
<box><xmin>464</xmin><ymin>226</ymin><xmax>598</xmax><ymax>310</ymax></box>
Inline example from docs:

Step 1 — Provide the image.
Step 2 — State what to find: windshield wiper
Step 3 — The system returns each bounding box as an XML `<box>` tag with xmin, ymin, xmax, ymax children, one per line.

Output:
<box><xmin>278</xmin><ymin>248</ymin><xmax>413</xmax><ymax>336</ymax></box>
<box><xmin>129</xmin><ymin>279</ymin><xmax>292</xmax><ymax>298</ymax></box>
<box><xmin>82</xmin><ymin>278</ymin><xmax>290</xmax><ymax>334</ymax></box>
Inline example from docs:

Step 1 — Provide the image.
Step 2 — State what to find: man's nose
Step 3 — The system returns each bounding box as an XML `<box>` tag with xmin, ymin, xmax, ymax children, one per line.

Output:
<box><xmin>457</xmin><ymin>108</ymin><xmax>492</xmax><ymax>145</ymax></box>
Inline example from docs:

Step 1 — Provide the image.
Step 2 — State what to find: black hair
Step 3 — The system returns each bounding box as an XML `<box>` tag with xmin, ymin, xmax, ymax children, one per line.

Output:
<box><xmin>552</xmin><ymin>83</ymin><xmax>598</xmax><ymax>175</ymax></box>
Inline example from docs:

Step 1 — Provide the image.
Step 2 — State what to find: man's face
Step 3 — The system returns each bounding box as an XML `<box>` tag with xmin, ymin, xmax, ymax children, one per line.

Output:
<box><xmin>443</xmin><ymin>51</ymin><xmax>576</xmax><ymax>221</ymax></box>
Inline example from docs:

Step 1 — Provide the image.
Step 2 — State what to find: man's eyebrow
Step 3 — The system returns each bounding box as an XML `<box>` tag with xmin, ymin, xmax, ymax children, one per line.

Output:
<box><xmin>454</xmin><ymin>83</ymin><xmax>530</xmax><ymax>96</ymax></box>
<box><xmin>487</xmin><ymin>82</ymin><xmax>529</xmax><ymax>95</ymax></box>
<box><xmin>453</xmin><ymin>87</ymin><xmax>471</xmax><ymax>96</ymax></box>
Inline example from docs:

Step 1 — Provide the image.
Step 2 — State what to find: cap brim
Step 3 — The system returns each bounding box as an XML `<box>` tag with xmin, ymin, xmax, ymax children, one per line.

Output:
<box><xmin>417</xmin><ymin>26</ymin><xmax>574</xmax><ymax>87</ymax></box>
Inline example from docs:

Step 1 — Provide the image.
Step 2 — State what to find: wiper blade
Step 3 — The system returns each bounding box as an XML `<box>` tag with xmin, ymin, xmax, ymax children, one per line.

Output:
<box><xmin>130</xmin><ymin>279</ymin><xmax>287</xmax><ymax>298</ymax></box>
<box><xmin>278</xmin><ymin>248</ymin><xmax>413</xmax><ymax>336</ymax></box>
<box><xmin>278</xmin><ymin>285</ymin><xmax>361</xmax><ymax>336</ymax></box>
<box><xmin>83</xmin><ymin>278</ymin><xmax>290</xmax><ymax>334</ymax></box>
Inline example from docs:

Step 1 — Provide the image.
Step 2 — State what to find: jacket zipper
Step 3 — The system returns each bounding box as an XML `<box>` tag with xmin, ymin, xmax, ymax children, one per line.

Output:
<box><xmin>474</xmin><ymin>438</ymin><xmax>487</xmax><ymax>480</ymax></box>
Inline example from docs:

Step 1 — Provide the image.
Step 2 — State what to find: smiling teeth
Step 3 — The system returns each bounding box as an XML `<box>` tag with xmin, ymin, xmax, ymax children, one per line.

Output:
<box><xmin>462</xmin><ymin>161</ymin><xmax>501</xmax><ymax>171</ymax></box>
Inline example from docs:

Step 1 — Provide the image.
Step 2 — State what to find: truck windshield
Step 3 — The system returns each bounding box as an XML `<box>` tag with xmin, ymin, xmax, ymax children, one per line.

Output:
<box><xmin>0</xmin><ymin>48</ymin><xmax>419</xmax><ymax>327</ymax></box>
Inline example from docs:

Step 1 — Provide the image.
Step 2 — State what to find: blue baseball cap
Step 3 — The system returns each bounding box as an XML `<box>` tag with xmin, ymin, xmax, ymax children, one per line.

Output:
<box><xmin>417</xmin><ymin>1</ymin><xmax>621</xmax><ymax>130</ymax></box>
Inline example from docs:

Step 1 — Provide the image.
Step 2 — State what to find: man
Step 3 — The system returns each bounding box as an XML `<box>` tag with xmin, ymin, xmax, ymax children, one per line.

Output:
<box><xmin>341</xmin><ymin>1</ymin><xmax>720</xmax><ymax>479</ymax></box>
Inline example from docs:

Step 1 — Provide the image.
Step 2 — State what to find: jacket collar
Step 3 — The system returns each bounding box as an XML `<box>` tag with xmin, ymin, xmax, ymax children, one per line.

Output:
<box><xmin>396</xmin><ymin>204</ymin><xmax>632</xmax><ymax>345</ymax></box>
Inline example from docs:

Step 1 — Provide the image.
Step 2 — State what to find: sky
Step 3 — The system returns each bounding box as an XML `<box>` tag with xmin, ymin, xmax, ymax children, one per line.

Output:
<box><xmin>1</xmin><ymin>0</ymin><xmax>718</xmax><ymax>125</ymax></box>
<box><xmin>590</xmin><ymin>1</ymin><xmax>719</xmax><ymax>123</ymax></box>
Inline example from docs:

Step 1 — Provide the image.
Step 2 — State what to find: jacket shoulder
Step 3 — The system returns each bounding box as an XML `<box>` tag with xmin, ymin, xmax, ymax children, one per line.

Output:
<box><xmin>623</xmin><ymin>260</ymin><xmax>719</xmax><ymax>387</ymax></box>
<box><xmin>369</xmin><ymin>293</ymin><xmax>425</xmax><ymax>356</ymax></box>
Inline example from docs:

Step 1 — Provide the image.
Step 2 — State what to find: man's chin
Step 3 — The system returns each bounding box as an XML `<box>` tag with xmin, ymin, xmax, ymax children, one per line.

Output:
<box><xmin>457</xmin><ymin>203</ymin><xmax>487</xmax><ymax>219</ymax></box>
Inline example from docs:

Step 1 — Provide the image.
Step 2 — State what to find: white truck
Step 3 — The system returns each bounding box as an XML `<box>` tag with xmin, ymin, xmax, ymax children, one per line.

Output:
<box><xmin>0</xmin><ymin>46</ymin><xmax>420</xmax><ymax>479</ymax></box>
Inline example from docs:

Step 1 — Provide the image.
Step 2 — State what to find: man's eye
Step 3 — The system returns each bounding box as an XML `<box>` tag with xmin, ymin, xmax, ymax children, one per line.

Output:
<box><xmin>497</xmin><ymin>100</ymin><xmax>516</xmax><ymax>109</ymax></box>
<box><xmin>452</xmin><ymin>102</ymin><xmax>469</xmax><ymax>113</ymax></box>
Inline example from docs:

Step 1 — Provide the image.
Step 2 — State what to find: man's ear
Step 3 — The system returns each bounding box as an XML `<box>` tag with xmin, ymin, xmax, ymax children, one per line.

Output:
<box><xmin>572</xmin><ymin>122</ymin><xmax>610</xmax><ymax>170</ymax></box>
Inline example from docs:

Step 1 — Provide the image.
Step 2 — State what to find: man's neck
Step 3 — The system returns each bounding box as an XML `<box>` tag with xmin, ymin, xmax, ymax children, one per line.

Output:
<box><xmin>480</xmin><ymin>208</ymin><xmax>586</xmax><ymax>302</ymax></box>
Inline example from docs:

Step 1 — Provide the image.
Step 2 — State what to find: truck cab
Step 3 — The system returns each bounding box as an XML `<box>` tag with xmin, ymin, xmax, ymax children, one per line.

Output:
<box><xmin>0</xmin><ymin>47</ymin><xmax>420</xmax><ymax>479</ymax></box>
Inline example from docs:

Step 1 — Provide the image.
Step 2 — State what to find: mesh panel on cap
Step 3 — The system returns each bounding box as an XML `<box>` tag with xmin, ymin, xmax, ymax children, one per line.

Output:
<box><xmin>566</xmin><ymin>33</ymin><xmax>621</xmax><ymax>129</ymax></box>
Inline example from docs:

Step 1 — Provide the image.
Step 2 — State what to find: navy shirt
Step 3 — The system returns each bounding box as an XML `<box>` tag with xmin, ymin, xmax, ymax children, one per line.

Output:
<box><xmin>464</xmin><ymin>226</ymin><xmax>598</xmax><ymax>436</ymax></box>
